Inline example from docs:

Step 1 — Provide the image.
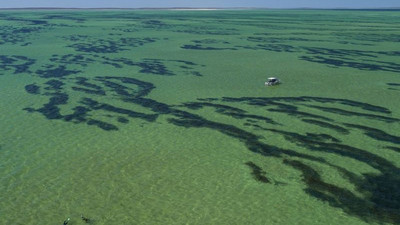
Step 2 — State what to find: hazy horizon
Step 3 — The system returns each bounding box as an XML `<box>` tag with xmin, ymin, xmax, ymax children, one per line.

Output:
<box><xmin>0</xmin><ymin>0</ymin><xmax>399</xmax><ymax>9</ymax></box>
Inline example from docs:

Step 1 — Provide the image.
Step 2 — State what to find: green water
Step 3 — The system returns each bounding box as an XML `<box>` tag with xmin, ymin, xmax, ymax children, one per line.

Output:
<box><xmin>0</xmin><ymin>9</ymin><xmax>399</xmax><ymax>225</ymax></box>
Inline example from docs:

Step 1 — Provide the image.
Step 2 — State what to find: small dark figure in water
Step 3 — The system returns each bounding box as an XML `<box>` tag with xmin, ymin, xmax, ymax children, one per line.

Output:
<box><xmin>81</xmin><ymin>215</ymin><xmax>91</xmax><ymax>223</ymax></box>
<box><xmin>63</xmin><ymin>218</ymin><xmax>70</xmax><ymax>225</ymax></box>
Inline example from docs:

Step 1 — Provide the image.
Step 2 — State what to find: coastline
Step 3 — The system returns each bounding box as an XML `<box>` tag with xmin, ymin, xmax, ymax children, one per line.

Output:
<box><xmin>0</xmin><ymin>7</ymin><xmax>250</xmax><ymax>11</ymax></box>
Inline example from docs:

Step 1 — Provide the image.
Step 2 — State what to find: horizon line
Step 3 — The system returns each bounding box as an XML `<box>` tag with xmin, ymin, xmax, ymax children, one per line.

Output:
<box><xmin>0</xmin><ymin>7</ymin><xmax>400</xmax><ymax>10</ymax></box>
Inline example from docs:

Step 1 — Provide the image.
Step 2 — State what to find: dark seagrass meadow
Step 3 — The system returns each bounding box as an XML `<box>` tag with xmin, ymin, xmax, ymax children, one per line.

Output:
<box><xmin>0</xmin><ymin>9</ymin><xmax>399</xmax><ymax>225</ymax></box>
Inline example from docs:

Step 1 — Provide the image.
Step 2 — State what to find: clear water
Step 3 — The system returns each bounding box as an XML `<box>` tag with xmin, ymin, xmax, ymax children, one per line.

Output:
<box><xmin>0</xmin><ymin>9</ymin><xmax>399</xmax><ymax>225</ymax></box>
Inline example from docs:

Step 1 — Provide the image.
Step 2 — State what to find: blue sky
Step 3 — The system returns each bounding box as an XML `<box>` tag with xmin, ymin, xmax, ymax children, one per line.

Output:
<box><xmin>0</xmin><ymin>0</ymin><xmax>399</xmax><ymax>9</ymax></box>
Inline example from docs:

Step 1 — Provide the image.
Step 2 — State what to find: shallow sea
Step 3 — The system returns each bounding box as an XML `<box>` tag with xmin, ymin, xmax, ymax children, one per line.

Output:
<box><xmin>0</xmin><ymin>9</ymin><xmax>399</xmax><ymax>225</ymax></box>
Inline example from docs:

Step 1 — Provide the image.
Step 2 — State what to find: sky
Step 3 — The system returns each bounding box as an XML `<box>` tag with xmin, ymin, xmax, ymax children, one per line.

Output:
<box><xmin>0</xmin><ymin>0</ymin><xmax>399</xmax><ymax>9</ymax></box>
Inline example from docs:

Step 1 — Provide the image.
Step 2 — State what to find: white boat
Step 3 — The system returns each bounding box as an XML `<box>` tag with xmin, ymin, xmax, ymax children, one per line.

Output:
<box><xmin>265</xmin><ymin>77</ymin><xmax>281</xmax><ymax>86</ymax></box>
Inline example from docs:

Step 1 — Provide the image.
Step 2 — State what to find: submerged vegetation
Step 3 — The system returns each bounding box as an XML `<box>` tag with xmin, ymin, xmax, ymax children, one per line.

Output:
<box><xmin>0</xmin><ymin>9</ymin><xmax>399</xmax><ymax>225</ymax></box>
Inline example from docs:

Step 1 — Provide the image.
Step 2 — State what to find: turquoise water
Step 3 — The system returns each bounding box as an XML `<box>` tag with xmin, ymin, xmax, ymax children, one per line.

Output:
<box><xmin>0</xmin><ymin>9</ymin><xmax>399</xmax><ymax>225</ymax></box>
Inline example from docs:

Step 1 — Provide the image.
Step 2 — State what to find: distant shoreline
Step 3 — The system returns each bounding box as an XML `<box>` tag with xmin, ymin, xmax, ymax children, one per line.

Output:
<box><xmin>0</xmin><ymin>7</ymin><xmax>399</xmax><ymax>11</ymax></box>
<box><xmin>0</xmin><ymin>7</ymin><xmax>238</xmax><ymax>11</ymax></box>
